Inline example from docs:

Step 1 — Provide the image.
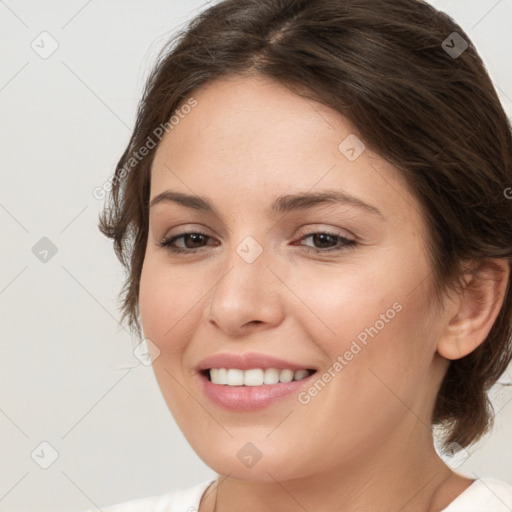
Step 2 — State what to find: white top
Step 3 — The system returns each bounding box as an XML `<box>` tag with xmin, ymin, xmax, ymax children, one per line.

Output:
<box><xmin>84</xmin><ymin>477</ymin><xmax>512</xmax><ymax>512</ymax></box>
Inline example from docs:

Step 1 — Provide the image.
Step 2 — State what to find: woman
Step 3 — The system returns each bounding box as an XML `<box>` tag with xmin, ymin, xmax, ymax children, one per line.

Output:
<box><xmin>88</xmin><ymin>0</ymin><xmax>512</xmax><ymax>510</ymax></box>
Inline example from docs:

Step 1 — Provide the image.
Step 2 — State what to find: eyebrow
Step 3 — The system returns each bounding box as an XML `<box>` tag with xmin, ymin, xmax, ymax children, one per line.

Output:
<box><xmin>149</xmin><ymin>189</ymin><xmax>385</xmax><ymax>219</ymax></box>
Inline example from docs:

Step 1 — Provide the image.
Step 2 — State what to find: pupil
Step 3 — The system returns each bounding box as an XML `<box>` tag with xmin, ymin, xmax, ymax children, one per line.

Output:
<box><xmin>314</xmin><ymin>234</ymin><xmax>335</xmax><ymax>248</ymax></box>
<box><xmin>187</xmin><ymin>234</ymin><xmax>204</xmax><ymax>248</ymax></box>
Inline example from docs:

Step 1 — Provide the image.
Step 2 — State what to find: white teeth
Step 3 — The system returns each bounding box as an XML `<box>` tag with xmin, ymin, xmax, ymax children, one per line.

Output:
<box><xmin>244</xmin><ymin>369</ymin><xmax>264</xmax><ymax>386</ymax></box>
<box><xmin>218</xmin><ymin>368</ymin><xmax>228</xmax><ymax>382</ymax></box>
<box><xmin>279</xmin><ymin>369</ymin><xmax>294</xmax><ymax>383</ymax></box>
<box><xmin>210</xmin><ymin>368</ymin><xmax>219</xmax><ymax>383</ymax></box>
<box><xmin>226</xmin><ymin>369</ymin><xmax>244</xmax><ymax>386</ymax></box>
<box><xmin>208</xmin><ymin>368</ymin><xmax>312</xmax><ymax>386</ymax></box>
<box><xmin>294</xmin><ymin>369</ymin><xmax>309</xmax><ymax>380</ymax></box>
<box><xmin>263</xmin><ymin>368</ymin><xmax>279</xmax><ymax>385</ymax></box>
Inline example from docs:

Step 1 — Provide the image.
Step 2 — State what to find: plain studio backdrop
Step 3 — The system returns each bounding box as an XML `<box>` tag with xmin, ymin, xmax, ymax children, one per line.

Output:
<box><xmin>1</xmin><ymin>1</ymin><xmax>511</xmax><ymax>511</ymax></box>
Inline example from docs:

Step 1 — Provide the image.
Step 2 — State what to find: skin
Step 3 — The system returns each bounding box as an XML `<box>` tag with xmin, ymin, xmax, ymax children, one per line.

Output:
<box><xmin>138</xmin><ymin>74</ymin><xmax>509</xmax><ymax>512</ymax></box>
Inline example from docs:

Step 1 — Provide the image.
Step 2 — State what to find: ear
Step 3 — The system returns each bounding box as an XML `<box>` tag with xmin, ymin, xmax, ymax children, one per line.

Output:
<box><xmin>437</xmin><ymin>258</ymin><xmax>510</xmax><ymax>360</ymax></box>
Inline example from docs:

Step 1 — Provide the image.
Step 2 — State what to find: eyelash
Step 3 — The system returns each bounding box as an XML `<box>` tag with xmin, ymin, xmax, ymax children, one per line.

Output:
<box><xmin>158</xmin><ymin>230</ymin><xmax>358</xmax><ymax>254</ymax></box>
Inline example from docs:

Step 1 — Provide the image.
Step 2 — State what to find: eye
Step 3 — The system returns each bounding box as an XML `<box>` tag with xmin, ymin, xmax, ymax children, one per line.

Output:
<box><xmin>158</xmin><ymin>230</ymin><xmax>357</xmax><ymax>254</ymax></box>
<box><xmin>294</xmin><ymin>231</ymin><xmax>357</xmax><ymax>253</ymax></box>
<box><xmin>158</xmin><ymin>231</ymin><xmax>215</xmax><ymax>253</ymax></box>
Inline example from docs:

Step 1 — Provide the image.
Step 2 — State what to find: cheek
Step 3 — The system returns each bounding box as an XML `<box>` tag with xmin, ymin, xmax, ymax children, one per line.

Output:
<box><xmin>285</xmin><ymin>264</ymin><xmax>437</xmax><ymax>449</ymax></box>
<box><xmin>139</xmin><ymin>257</ymin><xmax>167</xmax><ymax>339</ymax></box>
<box><xmin>287</xmin><ymin>259</ymin><xmax>409</xmax><ymax>347</ymax></box>
<box><xmin>138</xmin><ymin>254</ymin><xmax>205</xmax><ymax>344</ymax></box>
<box><xmin>297</xmin><ymin>250</ymin><xmax>437</xmax><ymax>387</ymax></box>
<box><xmin>138</xmin><ymin>255</ymin><xmax>204</xmax><ymax>412</ymax></box>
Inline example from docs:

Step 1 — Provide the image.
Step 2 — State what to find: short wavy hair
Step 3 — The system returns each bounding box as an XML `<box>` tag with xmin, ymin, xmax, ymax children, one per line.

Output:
<box><xmin>99</xmin><ymin>0</ymin><xmax>512</xmax><ymax>452</ymax></box>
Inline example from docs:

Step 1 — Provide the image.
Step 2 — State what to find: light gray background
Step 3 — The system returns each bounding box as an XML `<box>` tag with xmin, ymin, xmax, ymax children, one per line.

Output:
<box><xmin>1</xmin><ymin>1</ymin><xmax>511</xmax><ymax>511</ymax></box>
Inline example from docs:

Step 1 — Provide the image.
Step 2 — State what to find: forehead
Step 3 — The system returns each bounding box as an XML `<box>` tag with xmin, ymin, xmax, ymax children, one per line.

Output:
<box><xmin>172</xmin><ymin>74</ymin><xmax>347</xmax><ymax>151</ymax></box>
<box><xmin>150</xmin><ymin>74</ymin><xmax>424</xmax><ymax>232</ymax></box>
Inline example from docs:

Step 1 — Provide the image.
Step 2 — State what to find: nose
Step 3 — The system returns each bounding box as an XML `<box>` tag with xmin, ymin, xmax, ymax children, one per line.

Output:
<box><xmin>205</xmin><ymin>241</ymin><xmax>286</xmax><ymax>337</ymax></box>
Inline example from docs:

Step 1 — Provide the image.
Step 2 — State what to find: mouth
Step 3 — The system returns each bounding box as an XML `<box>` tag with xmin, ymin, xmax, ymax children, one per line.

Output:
<box><xmin>201</xmin><ymin>368</ymin><xmax>317</xmax><ymax>386</ymax></box>
<box><xmin>195</xmin><ymin>352</ymin><xmax>320</xmax><ymax>411</ymax></box>
<box><xmin>198</xmin><ymin>366</ymin><xmax>319</xmax><ymax>412</ymax></box>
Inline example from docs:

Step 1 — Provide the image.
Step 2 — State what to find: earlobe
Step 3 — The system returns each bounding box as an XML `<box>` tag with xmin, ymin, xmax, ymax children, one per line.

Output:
<box><xmin>437</xmin><ymin>258</ymin><xmax>510</xmax><ymax>361</ymax></box>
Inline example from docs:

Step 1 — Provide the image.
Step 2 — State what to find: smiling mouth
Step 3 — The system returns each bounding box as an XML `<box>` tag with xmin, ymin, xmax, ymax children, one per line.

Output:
<box><xmin>201</xmin><ymin>368</ymin><xmax>317</xmax><ymax>386</ymax></box>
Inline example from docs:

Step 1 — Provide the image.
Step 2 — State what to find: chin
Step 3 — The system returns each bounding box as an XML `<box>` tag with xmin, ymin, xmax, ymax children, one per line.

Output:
<box><xmin>188</xmin><ymin>435</ymin><xmax>315</xmax><ymax>483</ymax></box>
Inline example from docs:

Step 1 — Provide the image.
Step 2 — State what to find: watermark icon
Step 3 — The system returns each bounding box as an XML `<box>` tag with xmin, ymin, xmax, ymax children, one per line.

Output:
<box><xmin>441</xmin><ymin>442</ymin><xmax>470</xmax><ymax>469</ymax></box>
<box><xmin>338</xmin><ymin>134</ymin><xmax>366</xmax><ymax>162</ymax></box>
<box><xmin>31</xmin><ymin>31</ymin><xmax>59</xmax><ymax>59</ymax></box>
<box><xmin>92</xmin><ymin>97</ymin><xmax>198</xmax><ymax>200</ymax></box>
<box><xmin>298</xmin><ymin>301</ymin><xmax>403</xmax><ymax>405</ymax></box>
<box><xmin>442</xmin><ymin>32</ymin><xmax>468</xmax><ymax>59</ymax></box>
<box><xmin>32</xmin><ymin>237</ymin><xmax>58</xmax><ymax>263</ymax></box>
<box><xmin>133</xmin><ymin>338</ymin><xmax>161</xmax><ymax>366</ymax></box>
<box><xmin>236</xmin><ymin>236</ymin><xmax>263</xmax><ymax>264</ymax></box>
<box><xmin>31</xmin><ymin>441</ymin><xmax>59</xmax><ymax>469</ymax></box>
<box><xmin>237</xmin><ymin>442</ymin><xmax>263</xmax><ymax>468</ymax></box>
<box><xmin>504</xmin><ymin>187</ymin><xmax>512</xmax><ymax>200</ymax></box>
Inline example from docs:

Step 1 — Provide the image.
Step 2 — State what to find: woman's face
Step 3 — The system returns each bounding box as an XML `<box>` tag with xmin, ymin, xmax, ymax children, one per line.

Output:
<box><xmin>139</xmin><ymin>74</ymin><xmax>450</xmax><ymax>480</ymax></box>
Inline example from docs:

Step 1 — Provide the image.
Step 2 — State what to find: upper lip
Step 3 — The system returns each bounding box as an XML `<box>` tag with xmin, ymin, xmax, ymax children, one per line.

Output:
<box><xmin>196</xmin><ymin>352</ymin><xmax>316</xmax><ymax>372</ymax></box>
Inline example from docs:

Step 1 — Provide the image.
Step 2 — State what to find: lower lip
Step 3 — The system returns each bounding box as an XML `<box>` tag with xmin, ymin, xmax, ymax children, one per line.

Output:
<box><xmin>199</xmin><ymin>371</ymin><xmax>316</xmax><ymax>411</ymax></box>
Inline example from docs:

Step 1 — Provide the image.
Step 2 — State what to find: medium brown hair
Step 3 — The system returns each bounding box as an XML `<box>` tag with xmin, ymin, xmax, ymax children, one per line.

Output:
<box><xmin>99</xmin><ymin>0</ymin><xmax>512</xmax><ymax>451</ymax></box>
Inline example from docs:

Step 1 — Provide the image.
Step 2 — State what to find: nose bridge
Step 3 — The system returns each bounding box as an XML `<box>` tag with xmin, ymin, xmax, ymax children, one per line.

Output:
<box><xmin>206</xmin><ymin>231</ymin><xmax>285</xmax><ymax>333</ymax></box>
<box><xmin>216</xmin><ymin>232</ymin><xmax>271</xmax><ymax>300</ymax></box>
<box><xmin>235</xmin><ymin>234</ymin><xmax>266</xmax><ymax>266</ymax></box>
